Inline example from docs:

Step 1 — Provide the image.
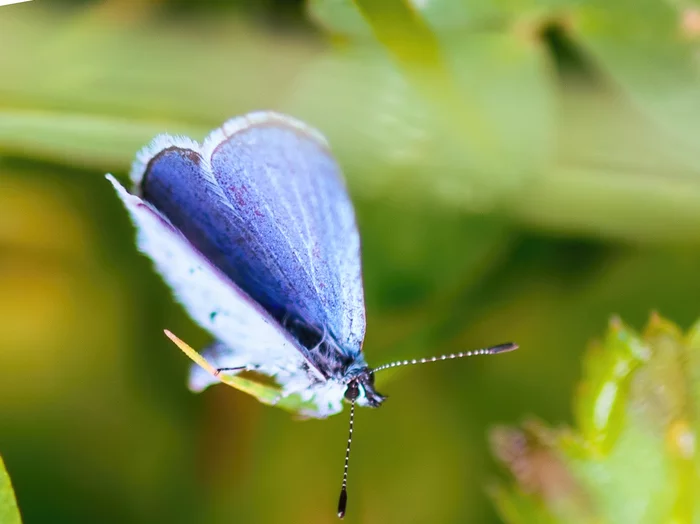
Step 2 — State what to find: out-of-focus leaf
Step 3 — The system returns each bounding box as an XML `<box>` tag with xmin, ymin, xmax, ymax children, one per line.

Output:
<box><xmin>438</xmin><ymin>34</ymin><xmax>554</xmax><ymax>195</ymax></box>
<box><xmin>573</xmin><ymin>317</ymin><xmax>650</xmax><ymax>455</ymax></box>
<box><xmin>307</xmin><ymin>0</ymin><xmax>374</xmax><ymax>38</ymax></box>
<box><xmin>489</xmin><ymin>482</ymin><xmax>559</xmax><ymax>524</ymax></box>
<box><xmin>402</xmin><ymin>0</ymin><xmax>498</xmax><ymax>32</ymax></box>
<box><xmin>556</xmin><ymin>88</ymin><xmax>700</xmax><ymax>178</ymax></box>
<box><xmin>286</xmin><ymin>32</ymin><xmax>554</xmax><ymax>210</ymax></box>
<box><xmin>489</xmin><ymin>422</ymin><xmax>593</xmax><ymax>524</ymax></box>
<box><xmin>0</xmin><ymin>110</ymin><xmax>205</xmax><ymax>170</ymax></box>
<box><xmin>326</xmin><ymin>1</ymin><xmax>556</xmax><ymax>175</ymax></box>
<box><xmin>304</xmin><ymin>0</ymin><xmax>700</xmax><ymax>246</ymax></box>
<box><xmin>0</xmin><ymin>455</ymin><xmax>22</xmax><ymax>524</ymax></box>
<box><xmin>307</xmin><ymin>0</ymin><xmax>579</xmax><ymax>36</ymax></box>
<box><xmin>512</xmin><ymin>163</ymin><xmax>700</xmax><ymax>244</ymax></box>
<box><xmin>511</xmin><ymin>84</ymin><xmax>700</xmax><ymax>243</ymax></box>
<box><xmin>0</xmin><ymin>7</ymin><xmax>318</xmax><ymax>169</ymax></box>
<box><xmin>5</xmin><ymin>3</ymin><xmax>700</xmax><ymax>246</ymax></box>
<box><xmin>491</xmin><ymin>314</ymin><xmax>700</xmax><ymax>523</ymax></box>
<box><xmin>572</xmin><ymin>1</ymin><xmax>700</xmax><ymax>150</ymax></box>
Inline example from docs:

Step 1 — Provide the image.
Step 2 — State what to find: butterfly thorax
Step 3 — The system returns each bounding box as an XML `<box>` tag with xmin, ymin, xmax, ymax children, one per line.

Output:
<box><xmin>284</xmin><ymin>315</ymin><xmax>385</xmax><ymax>407</ymax></box>
<box><xmin>283</xmin><ymin>315</ymin><xmax>351</xmax><ymax>374</ymax></box>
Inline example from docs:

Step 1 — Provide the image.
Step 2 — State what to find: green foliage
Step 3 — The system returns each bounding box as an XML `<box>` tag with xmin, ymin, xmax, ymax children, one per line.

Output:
<box><xmin>0</xmin><ymin>455</ymin><xmax>22</xmax><ymax>524</ymax></box>
<box><xmin>1</xmin><ymin>0</ymin><xmax>699</xmax><ymax>242</ymax></box>
<box><xmin>490</xmin><ymin>314</ymin><xmax>700</xmax><ymax>524</ymax></box>
<box><xmin>301</xmin><ymin>0</ymin><xmax>700</xmax><ymax>244</ymax></box>
<box><xmin>1</xmin><ymin>1</ymin><xmax>700</xmax><ymax>524</ymax></box>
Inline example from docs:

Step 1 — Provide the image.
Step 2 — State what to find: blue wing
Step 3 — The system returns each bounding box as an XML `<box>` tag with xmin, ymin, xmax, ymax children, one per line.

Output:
<box><xmin>108</xmin><ymin>175</ymin><xmax>348</xmax><ymax>417</ymax></box>
<box><xmin>107</xmin><ymin>176</ymin><xmax>327</xmax><ymax>380</ymax></box>
<box><xmin>133</xmin><ymin>112</ymin><xmax>366</xmax><ymax>357</ymax></box>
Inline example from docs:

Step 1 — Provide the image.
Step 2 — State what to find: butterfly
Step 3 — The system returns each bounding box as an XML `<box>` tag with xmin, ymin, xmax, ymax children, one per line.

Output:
<box><xmin>107</xmin><ymin>111</ymin><xmax>518</xmax><ymax>518</ymax></box>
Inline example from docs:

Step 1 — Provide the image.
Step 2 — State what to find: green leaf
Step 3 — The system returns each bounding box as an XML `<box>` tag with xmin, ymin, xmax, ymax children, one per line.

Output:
<box><xmin>0</xmin><ymin>6</ymin><xmax>317</xmax><ymax>171</ymax></box>
<box><xmin>574</xmin><ymin>316</ymin><xmax>650</xmax><ymax>455</ymax></box>
<box><xmin>285</xmin><ymin>32</ymin><xmax>554</xmax><ymax>209</ymax></box>
<box><xmin>300</xmin><ymin>1</ymin><xmax>556</xmax><ymax>210</ymax></box>
<box><xmin>491</xmin><ymin>314</ymin><xmax>700</xmax><ymax>523</ymax></box>
<box><xmin>307</xmin><ymin>0</ymin><xmax>374</xmax><ymax>38</ymax></box>
<box><xmin>572</xmin><ymin>1</ymin><xmax>700</xmax><ymax>150</ymax></box>
<box><xmin>303</xmin><ymin>1</ymin><xmax>700</xmax><ymax>245</ymax></box>
<box><xmin>0</xmin><ymin>109</ymin><xmax>206</xmax><ymax>171</ymax></box>
<box><xmin>0</xmin><ymin>455</ymin><xmax>22</xmax><ymax>524</ymax></box>
<box><xmin>307</xmin><ymin>0</ymin><xmax>579</xmax><ymax>36</ymax></box>
<box><xmin>490</xmin><ymin>421</ymin><xmax>594</xmax><ymax>524</ymax></box>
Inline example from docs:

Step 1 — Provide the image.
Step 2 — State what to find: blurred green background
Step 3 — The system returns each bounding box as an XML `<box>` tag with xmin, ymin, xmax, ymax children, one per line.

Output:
<box><xmin>1</xmin><ymin>0</ymin><xmax>700</xmax><ymax>523</ymax></box>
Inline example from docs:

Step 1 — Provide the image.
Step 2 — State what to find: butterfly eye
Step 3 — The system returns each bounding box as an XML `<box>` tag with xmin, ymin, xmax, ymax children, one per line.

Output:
<box><xmin>344</xmin><ymin>381</ymin><xmax>360</xmax><ymax>401</ymax></box>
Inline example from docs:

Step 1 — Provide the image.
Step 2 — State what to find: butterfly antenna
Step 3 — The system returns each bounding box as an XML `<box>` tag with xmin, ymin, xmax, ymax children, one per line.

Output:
<box><xmin>337</xmin><ymin>399</ymin><xmax>356</xmax><ymax>519</ymax></box>
<box><xmin>372</xmin><ymin>342</ymin><xmax>519</xmax><ymax>374</ymax></box>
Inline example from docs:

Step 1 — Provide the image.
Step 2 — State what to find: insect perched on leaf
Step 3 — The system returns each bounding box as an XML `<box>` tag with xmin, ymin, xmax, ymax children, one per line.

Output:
<box><xmin>107</xmin><ymin>112</ymin><xmax>518</xmax><ymax>518</ymax></box>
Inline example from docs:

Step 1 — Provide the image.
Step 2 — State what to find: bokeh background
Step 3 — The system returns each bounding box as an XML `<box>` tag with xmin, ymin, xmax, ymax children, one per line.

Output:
<box><xmin>1</xmin><ymin>0</ymin><xmax>700</xmax><ymax>523</ymax></box>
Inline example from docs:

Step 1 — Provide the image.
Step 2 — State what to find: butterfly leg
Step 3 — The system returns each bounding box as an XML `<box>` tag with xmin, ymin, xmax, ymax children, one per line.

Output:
<box><xmin>214</xmin><ymin>363</ymin><xmax>265</xmax><ymax>376</ymax></box>
<box><xmin>214</xmin><ymin>366</ymin><xmax>246</xmax><ymax>376</ymax></box>
<box><xmin>197</xmin><ymin>341</ymin><xmax>262</xmax><ymax>378</ymax></box>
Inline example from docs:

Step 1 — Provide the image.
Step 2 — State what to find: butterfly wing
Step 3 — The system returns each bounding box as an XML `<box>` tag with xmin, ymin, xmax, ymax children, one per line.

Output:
<box><xmin>107</xmin><ymin>175</ymin><xmax>352</xmax><ymax>419</ymax></box>
<box><xmin>134</xmin><ymin>113</ymin><xmax>366</xmax><ymax>358</ymax></box>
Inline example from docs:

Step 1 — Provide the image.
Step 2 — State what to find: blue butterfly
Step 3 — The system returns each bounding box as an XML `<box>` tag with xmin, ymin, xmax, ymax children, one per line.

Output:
<box><xmin>107</xmin><ymin>111</ymin><xmax>518</xmax><ymax>518</ymax></box>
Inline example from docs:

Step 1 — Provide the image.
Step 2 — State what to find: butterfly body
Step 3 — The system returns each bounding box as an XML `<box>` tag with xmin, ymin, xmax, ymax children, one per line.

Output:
<box><xmin>108</xmin><ymin>112</ymin><xmax>383</xmax><ymax>417</ymax></box>
<box><xmin>108</xmin><ymin>111</ymin><xmax>518</xmax><ymax>518</ymax></box>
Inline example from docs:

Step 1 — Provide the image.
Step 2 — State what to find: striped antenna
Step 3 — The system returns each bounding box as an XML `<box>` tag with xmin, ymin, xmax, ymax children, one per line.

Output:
<box><xmin>335</xmin><ymin>341</ymin><xmax>517</xmax><ymax>518</ymax></box>
<box><xmin>337</xmin><ymin>400</ymin><xmax>355</xmax><ymax>519</ymax></box>
<box><xmin>372</xmin><ymin>342</ymin><xmax>518</xmax><ymax>374</ymax></box>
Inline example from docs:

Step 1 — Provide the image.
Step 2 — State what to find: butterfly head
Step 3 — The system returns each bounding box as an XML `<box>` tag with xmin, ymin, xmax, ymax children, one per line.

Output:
<box><xmin>343</xmin><ymin>367</ymin><xmax>386</xmax><ymax>407</ymax></box>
